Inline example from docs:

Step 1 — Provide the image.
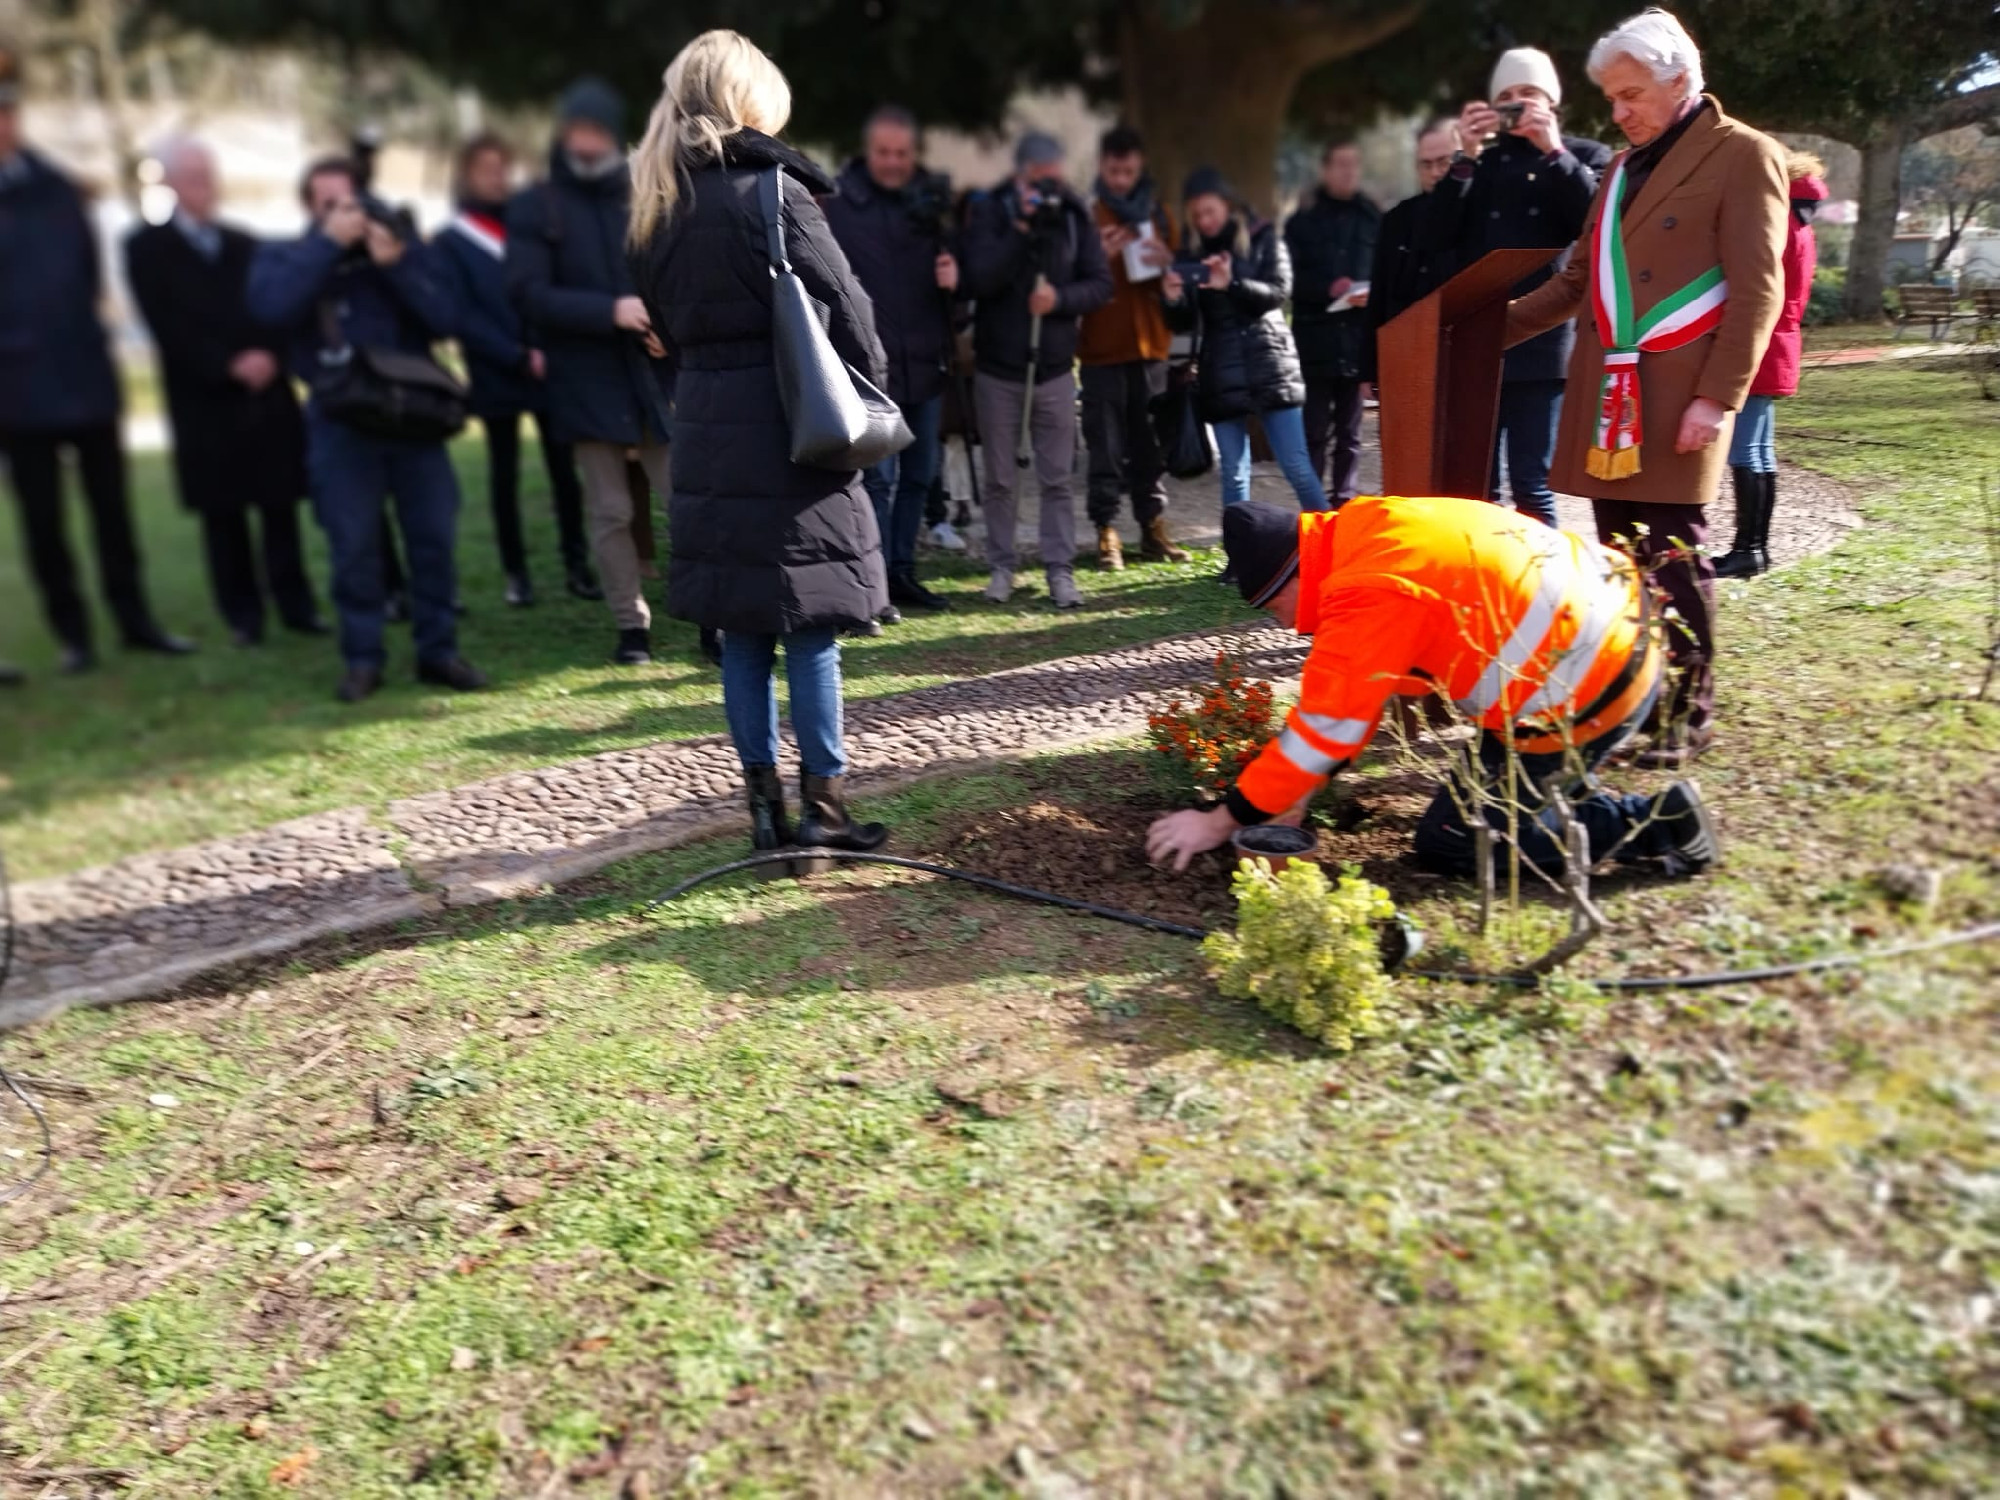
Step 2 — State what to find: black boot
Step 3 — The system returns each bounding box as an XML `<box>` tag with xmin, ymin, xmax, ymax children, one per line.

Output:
<box><xmin>1715</xmin><ymin>467</ymin><xmax>1768</xmax><ymax>579</ymax></box>
<box><xmin>794</xmin><ymin>773</ymin><xmax>889</xmax><ymax>852</ymax></box>
<box><xmin>746</xmin><ymin>765</ymin><xmax>794</xmax><ymax>852</ymax></box>
<box><xmin>1752</xmin><ymin>470</ymin><xmax>1778</xmax><ymax>571</ymax></box>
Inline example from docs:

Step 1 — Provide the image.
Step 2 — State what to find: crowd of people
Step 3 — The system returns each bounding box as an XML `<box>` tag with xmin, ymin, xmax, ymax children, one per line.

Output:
<box><xmin>2</xmin><ymin>8</ymin><xmax>1818</xmax><ymax>867</ymax></box>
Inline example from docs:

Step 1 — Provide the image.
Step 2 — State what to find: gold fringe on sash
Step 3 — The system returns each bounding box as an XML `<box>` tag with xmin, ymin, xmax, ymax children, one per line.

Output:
<box><xmin>1586</xmin><ymin>445</ymin><xmax>1642</xmax><ymax>482</ymax></box>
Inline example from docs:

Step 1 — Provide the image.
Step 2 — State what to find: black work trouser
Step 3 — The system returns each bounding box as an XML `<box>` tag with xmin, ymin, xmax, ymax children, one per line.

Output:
<box><xmin>483</xmin><ymin>409</ymin><xmax>588</xmax><ymax>577</ymax></box>
<box><xmin>1302</xmin><ymin>375</ymin><xmax>1365</xmax><ymax>506</ymax></box>
<box><xmin>1079</xmin><ymin>360</ymin><xmax>1168</xmax><ymax>529</ymax></box>
<box><xmin>0</xmin><ymin>424</ymin><xmax>157</xmax><ymax>648</ymax></box>
<box><xmin>200</xmin><ymin>499</ymin><xmax>317</xmax><ymax>637</ymax></box>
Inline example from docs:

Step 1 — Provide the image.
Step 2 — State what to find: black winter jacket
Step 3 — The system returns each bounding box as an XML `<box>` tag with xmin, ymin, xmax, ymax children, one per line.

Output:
<box><xmin>0</xmin><ymin>151</ymin><xmax>121</xmax><ymax>431</ymax></box>
<box><xmin>432</xmin><ymin>206</ymin><xmax>540</xmax><ymax>416</ymax></box>
<box><xmin>1166</xmin><ymin>218</ymin><xmax>1305</xmax><ymax>421</ymax></box>
<box><xmin>1361</xmin><ymin>191</ymin><xmax>1446</xmax><ymax>383</ymax></box>
<box><xmin>960</xmin><ymin>181</ymin><xmax>1112</xmax><ymax>382</ymax></box>
<box><xmin>823</xmin><ymin>160</ymin><xmax>954</xmax><ymax>408</ymax></box>
<box><xmin>506</xmin><ymin>150</ymin><xmax>673</xmax><ymax>446</ymax></box>
<box><xmin>631</xmin><ymin>130</ymin><xmax>889</xmax><ymax>636</ymax></box>
<box><xmin>1283</xmin><ymin>189</ymin><xmax>1381</xmax><ymax>382</ymax></box>
<box><xmin>1419</xmin><ymin>131</ymin><xmax>1610</xmax><ymax>383</ymax></box>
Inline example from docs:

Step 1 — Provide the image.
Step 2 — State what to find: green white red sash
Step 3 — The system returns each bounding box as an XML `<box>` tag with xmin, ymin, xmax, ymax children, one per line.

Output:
<box><xmin>1588</xmin><ymin>157</ymin><xmax>1727</xmax><ymax>481</ymax></box>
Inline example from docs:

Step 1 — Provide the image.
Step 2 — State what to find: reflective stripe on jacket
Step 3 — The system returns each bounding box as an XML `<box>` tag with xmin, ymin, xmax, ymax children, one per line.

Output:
<box><xmin>1230</xmin><ymin>495</ymin><xmax>1645</xmax><ymax>819</ymax></box>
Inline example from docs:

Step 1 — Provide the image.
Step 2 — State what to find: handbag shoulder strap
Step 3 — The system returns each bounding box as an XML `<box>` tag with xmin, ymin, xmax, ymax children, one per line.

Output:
<box><xmin>757</xmin><ymin>167</ymin><xmax>789</xmax><ymax>275</ymax></box>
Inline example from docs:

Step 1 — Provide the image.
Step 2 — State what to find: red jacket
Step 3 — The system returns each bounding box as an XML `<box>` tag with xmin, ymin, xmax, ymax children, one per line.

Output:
<box><xmin>1751</xmin><ymin>175</ymin><xmax>1826</xmax><ymax>398</ymax></box>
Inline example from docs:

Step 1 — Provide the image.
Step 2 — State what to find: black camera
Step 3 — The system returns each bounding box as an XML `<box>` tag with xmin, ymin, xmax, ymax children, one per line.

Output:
<box><xmin>1170</xmin><ymin>260</ymin><xmax>1212</xmax><ymax>288</ymax></box>
<box><xmin>1021</xmin><ymin>176</ymin><xmax>1068</xmax><ymax>233</ymax></box>
<box><xmin>904</xmin><ymin>169</ymin><xmax>955</xmax><ymax>237</ymax></box>
<box><xmin>1495</xmin><ymin>100</ymin><xmax>1527</xmax><ymax>131</ymax></box>
<box><xmin>359</xmin><ymin>192</ymin><xmax>419</xmax><ymax>246</ymax></box>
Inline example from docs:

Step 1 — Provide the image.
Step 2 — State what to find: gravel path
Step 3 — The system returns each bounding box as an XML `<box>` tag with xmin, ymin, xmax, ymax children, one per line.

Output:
<box><xmin>1</xmin><ymin>438</ymin><xmax>1862</xmax><ymax>1030</ymax></box>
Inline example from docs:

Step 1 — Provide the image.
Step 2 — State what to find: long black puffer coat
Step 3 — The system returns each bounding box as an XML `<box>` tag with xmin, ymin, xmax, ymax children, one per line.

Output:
<box><xmin>1166</xmin><ymin>216</ymin><xmax>1305</xmax><ymax>422</ymax></box>
<box><xmin>631</xmin><ymin>129</ymin><xmax>889</xmax><ymax>636</ymax></box>
<box><xmin>1283</xmin><ymin>188</ymin><xmax>1380</xmax><ymax>382</ymax></box>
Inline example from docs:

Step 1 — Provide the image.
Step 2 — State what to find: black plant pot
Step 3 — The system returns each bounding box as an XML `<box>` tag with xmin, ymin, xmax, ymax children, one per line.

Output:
<box><xmin>1231</xmin><ymin>823</ymin><xmax>1318</xmax><ymax>872</ymax></box>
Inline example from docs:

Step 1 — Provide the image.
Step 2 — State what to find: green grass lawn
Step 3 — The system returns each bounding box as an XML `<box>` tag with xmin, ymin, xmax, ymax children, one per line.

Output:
<box><xmin>0</xmin><ymin>437</ymin><xmax>1250</xmax><ymax>880</ymax></box>
<box><xmin>1</xmin><ymin>359</ymin><xmax>1994</xmax><ymax>1495</ymax></box>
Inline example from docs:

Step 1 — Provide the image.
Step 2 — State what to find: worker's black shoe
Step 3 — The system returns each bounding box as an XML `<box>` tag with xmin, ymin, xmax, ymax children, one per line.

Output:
<box><xmin>889</xmin><ymin>568</ymin><xmax>949</xmax><ymax>611</ymax></box>
<box><xmin>1653</xmin><ymin>779</ymin><xmax>1721</xmax><ymax>876</ymax></box>
<box><xmin>613</xmin><ymin>627</ymin><xmax>652</xmax><ymax>666</ymax></box>
<box><xmin>795</xmin><ymin>773</ymin><xmax>889</xmax><ymax>853</ymax></box>
<box><xmin>416</xmin><ymin>655</ymin><xmax>489</xmax><ymax>692</ymax></box>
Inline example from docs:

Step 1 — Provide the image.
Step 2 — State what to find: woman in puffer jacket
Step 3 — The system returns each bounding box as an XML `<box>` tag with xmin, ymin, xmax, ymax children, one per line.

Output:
<box><xmin>1163</xmin><ymin>166</ymin><xmax>1329</xmax><ymax>526</ymax></box>
<box><xmin>1715</xmin><ymin>152</ymin><xmax>1828</xmax><ymax>579</ymax></box>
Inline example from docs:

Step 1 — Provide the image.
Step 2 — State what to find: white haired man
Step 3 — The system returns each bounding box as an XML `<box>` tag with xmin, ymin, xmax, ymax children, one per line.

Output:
<box><xmin>1505</xmin><ymin>7</ymin><xmax>1788</xmax><ymax>768</ymax></box>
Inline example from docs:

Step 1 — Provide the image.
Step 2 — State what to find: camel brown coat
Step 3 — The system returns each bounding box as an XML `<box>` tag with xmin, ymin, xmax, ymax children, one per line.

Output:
<box><xmin>1507</xmin><ymin>99</ymin><xmax>1788</xmax><ymax>507</ymax></box>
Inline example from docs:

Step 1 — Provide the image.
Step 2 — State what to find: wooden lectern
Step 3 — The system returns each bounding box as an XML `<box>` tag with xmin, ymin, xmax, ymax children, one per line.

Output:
<box><xmin>1375</xmin><ymin>248</ymin><xmax>1563</xmax><ymax>499</ymax></box>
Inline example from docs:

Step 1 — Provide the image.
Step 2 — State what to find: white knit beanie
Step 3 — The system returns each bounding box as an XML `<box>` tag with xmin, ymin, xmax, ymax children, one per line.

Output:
<box><xmin>1490</xmin><ymin>47</ymin><xmax>1563</xmax><ymax>106</ymax></box>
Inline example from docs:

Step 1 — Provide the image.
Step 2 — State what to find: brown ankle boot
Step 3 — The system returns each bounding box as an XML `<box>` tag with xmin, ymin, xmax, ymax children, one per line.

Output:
<box><xmin>1095</xmin><ymin>525</ymin><xmax>1125</xmax><ymax>572</ymax></box>
<box><xmin>1140</xmin><ymin>516</ymin><xmax>1192</xmax><ymax>564</ymax></box>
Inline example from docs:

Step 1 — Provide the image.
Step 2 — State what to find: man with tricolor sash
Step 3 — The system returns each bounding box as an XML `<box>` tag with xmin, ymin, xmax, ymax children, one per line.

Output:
<box><xmin>1505</xmin><ymin>9</ymin><xmax>1788</xmax><ymax>770</ymax></box>
<box><xmin>1144</xmin><ymin>498</ymin><xmax>1720</xmax><ymax>882</ymax></box>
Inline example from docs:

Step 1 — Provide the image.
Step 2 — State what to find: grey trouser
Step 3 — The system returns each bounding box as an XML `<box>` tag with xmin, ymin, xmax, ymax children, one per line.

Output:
<box><xmin>974</xmin><ymin>369</ymin><xmax>1078</xmax><ymax>576</ymax></box>
<box><xmin>574</xmin><ymin>441</ymin><xmax>669</xmax><ymax>630</ymax></box>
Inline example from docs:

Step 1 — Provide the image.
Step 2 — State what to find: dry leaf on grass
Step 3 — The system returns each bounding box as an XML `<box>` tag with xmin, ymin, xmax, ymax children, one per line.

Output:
<box><xmin>269</xmin><ymin>1445</ymin><xmax>318</xmax><ymax>1485</ymax></box>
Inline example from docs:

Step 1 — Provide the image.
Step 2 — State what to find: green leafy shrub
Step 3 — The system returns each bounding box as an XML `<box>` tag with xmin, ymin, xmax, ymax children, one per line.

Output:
<box><xmin>1202</xmin><ymin>861</ymin><xmax>1397</xmax><ymax>1052</ymax></box>
<box><xmin>1805</xmin><ymin>266</ymin><xmax>1848</xmax><ymax>327</ymax></box>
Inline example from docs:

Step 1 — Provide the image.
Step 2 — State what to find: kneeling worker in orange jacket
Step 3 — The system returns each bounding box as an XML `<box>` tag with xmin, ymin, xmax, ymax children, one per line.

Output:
<box><xmin>1146</xmin><ymin>497</ymin><xmax>1720</xmax><ymax>878</ymax></box>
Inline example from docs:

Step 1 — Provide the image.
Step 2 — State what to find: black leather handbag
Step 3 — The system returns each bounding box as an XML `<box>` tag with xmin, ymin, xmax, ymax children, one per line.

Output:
<box><xmin>757</xmin><ymin>168</ymin><xmax>912</xmax><ymax>471</ymax></box>
<box><xmin>313</xmin><ymin>300</ymin><xmax>468</xmax><ymax>443</ymax></box>
<box><xmin>1150</xmin><ymin>333</ymin><xmax>1214</xmax><ymax>480</ymax></box>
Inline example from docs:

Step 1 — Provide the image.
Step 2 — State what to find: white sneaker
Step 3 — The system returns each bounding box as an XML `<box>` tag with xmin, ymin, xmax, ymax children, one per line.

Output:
<box><xmin>1048</xmin><ymin>571</ymin><xmax>1083</xmax><ymax>610</ymax></box>
<box><xmin>929</xmin><ymin>521</ymin><xmax>969</xmax><ymax>553</ymax></box>
<box><xmin>983</xmin><ymin>568</ymin><xmax>1015</xmax><ymax>603</ymax></box>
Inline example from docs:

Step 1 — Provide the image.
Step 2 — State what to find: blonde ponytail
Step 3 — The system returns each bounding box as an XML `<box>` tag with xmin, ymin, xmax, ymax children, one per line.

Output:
<box><xmin>628</xmin><ymin>29</ymin><xmax>793</xmax><ymax>247</ymax></box>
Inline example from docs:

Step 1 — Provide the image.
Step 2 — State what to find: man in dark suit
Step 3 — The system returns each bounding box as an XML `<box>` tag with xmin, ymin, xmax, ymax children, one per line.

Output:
<box><xmin>0</xmin><ymin>42</ymin><xmax>192</xmax><ymax>673</ymax></box>
<box><xmin>126</xmin><ymin>138</ymin><xmax>324</xmax><ymax>646</ymax></box>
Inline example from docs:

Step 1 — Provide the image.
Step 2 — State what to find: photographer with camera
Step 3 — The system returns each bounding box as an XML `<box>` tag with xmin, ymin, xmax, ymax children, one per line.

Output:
<box><xmin>1425</xmin><ymin>47</ymin><xmax>1609</xmax><ymax>527</ymax></box>
<box><xmin>825</xmin><ymin>104</ymin><xmax>957</xmax><ymax>620</ymax></box>
<box><xmin>961</xmin><ymin>132</ymin><xmax>1112</xmax><ymax>609</ymax></box>
<box><xmin>509</xmin><ymin>78</ymin><xmax>679</xmax><ymax>667</ymax></box>
<box><xmin>1163</xmin><ymin>167</ymin><xmax>1328</xmax><ymax>529</ymax></box>
<box><xmin>1078</xmin><ymin>125</ymin><xmax>1190</xmax><ymax>573</ymax></box>
<box><xmin>247</xmin><ymin>155</ymin><xmax>485</xmax><ymax>704</ymax></box>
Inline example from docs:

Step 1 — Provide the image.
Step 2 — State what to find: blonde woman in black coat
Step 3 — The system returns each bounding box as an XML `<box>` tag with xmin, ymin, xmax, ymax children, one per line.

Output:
<box><xmin>627</xmin><ymin>29</ymin><xmax>891</xmax><ymax>856</ymax></box>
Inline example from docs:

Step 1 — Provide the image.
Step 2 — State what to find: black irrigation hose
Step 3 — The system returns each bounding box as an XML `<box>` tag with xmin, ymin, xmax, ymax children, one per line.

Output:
<box><xmin>0</xmin><ymin>847</ymin><xmax>55</xmax><ymax>1209</ymax></box>
<box><xmin>648</xmin><ymin>850</ymin><xmax>2000</xmax><ymax>994</ymax></box>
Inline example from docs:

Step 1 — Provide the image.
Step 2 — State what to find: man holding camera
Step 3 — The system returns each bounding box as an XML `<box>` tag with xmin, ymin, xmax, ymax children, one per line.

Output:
<box><xmin>248</xmin><ymin>156</ymin><xmax>485</xmax><ymax>703</ymax></box>
<box><xmin>825</xmin><ymin>104</ymin><xmax>957</xmax><ymax>619</ymax></box>
<box><xmin>1077</xmin><ymin>125</ymin><xmax>1189</xmax><ymax>573</ymax></box>
<box><xmin>1425</xmin><ymin>47</ymin><xmax>1609</xmax><ymax>527</ymax></box>
<box><xmin>962</xmin><ymin>133</ymin><xmax>1112</xmax><ymax>609</ymax></box>
<box><xmin>1285</xmin><ymin>138</ymin><xmax>1380</xmax><ymax>508</ymax></box>
<box><xmin>509</xmin><ymin>78</ymin><xmax>677</xmax><ymax>666</ymax></box>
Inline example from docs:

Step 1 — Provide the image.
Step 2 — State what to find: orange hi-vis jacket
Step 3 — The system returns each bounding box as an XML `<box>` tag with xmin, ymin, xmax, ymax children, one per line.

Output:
<box><xmin>1228</xmin><ymin>495</ymin><xmax>1659</xmax><ymax>822</ymax></box>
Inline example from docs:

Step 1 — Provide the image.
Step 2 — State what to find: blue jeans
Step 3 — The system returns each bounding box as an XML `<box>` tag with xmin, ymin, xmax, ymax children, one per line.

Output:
<box><xmin>720</xmin><ymin>627</ymin><xmax>848</xmax><ymax>778</ymax></box>
<box><xmin>862</xmin><ymin>394</ymin><xmax>942</xmax><ymax>572</ymax></box>
<box><xmin>1728</xmin><ymin>394</ymin><xmax>1777</xmax><ymax>472</ymax></box>
<box><xmin>305</xmin><ymin>411</ymin><xmax>461</xmax><ymax>670</ymax></box>
<box><xmin>1412</xmin><ymin>677</ymin><xmax>1666</xmax><ymax>877</ymax></box>
<box><xmin>1490</xmin><ymin>379</ymin><xmax>1564</xmax><ymax>527</ymax></box>
<box><xmin>1213</xmin><ymin>405</ymin><xmax>1329</xmax><ymax>510</ymax></box>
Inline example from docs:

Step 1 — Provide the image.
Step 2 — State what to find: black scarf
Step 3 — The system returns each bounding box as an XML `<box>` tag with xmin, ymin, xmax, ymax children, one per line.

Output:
<box><xmin>1094</xmin><ymin>172</ymin><xmax>1158</xmax><ymax>227</ymax></box>
<box><xmin>1620</xmin><ymin>97</ymin><xmax>1710</xmax><ymax>218</ymax></box>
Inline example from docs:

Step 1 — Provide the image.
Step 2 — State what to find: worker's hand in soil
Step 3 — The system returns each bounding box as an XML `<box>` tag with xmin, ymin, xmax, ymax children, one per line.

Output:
<box><xmin>1147</xmin><ymin>805</ymin><xmax>1237</xmax><ymax>873</ymax></box>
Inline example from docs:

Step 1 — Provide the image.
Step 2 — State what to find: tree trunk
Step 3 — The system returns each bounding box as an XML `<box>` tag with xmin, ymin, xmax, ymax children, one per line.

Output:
<box><xmin>1846</xmin><ymin>127</ymin><xmax>1905</xmax><ymax>319</ymax></box>
<box><xmin>1118</xmin><ymin>0</ymin><xmax>1418</xmax><ymax>220</ymax></box>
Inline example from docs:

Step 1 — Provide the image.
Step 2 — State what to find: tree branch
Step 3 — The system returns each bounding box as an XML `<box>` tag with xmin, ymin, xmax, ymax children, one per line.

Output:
<box><xmin>1912</xmin><ymin>79</ymin><xmax>2000</xmax><ymax>139</ymax></box>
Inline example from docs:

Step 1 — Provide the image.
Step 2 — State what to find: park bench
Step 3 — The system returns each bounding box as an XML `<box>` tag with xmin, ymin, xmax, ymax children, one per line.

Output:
<box><xmin>1894</xmin><ymin>283</ymin><xmax>1962</xmax><ymax>341</ymax></box>
<box><xmin>1970</xmin><ymin>285</ymin><xmax>2000</xmax><ymax>336</ymax></box>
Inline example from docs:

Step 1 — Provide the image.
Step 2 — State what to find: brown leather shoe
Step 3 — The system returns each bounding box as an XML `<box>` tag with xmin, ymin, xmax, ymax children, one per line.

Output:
<box><xmin>1096</xmin><ymin>525</ymin><xmax>1126</xmax><ymax>572</ymax></box>
<box><xmin>1140</xmin><ymin>516</ymin><xmax>1192</xmax><ymax>564</ymax></box>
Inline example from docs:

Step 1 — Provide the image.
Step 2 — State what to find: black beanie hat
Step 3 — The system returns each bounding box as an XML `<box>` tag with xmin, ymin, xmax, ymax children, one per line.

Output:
<box><xmin>1222</xmin><ymin>502</ymin><xmax>1305</xmax><ymax>607</ymax></box>
<box><xmin>1181</xmin><ymin>165</ymin><xmax>1234</xmax><ymax>204</ymax></box>
<box><xmin>559</xmin><ymin>76</ymin><xmax>626</xmax><ymax>139</ymax></box>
